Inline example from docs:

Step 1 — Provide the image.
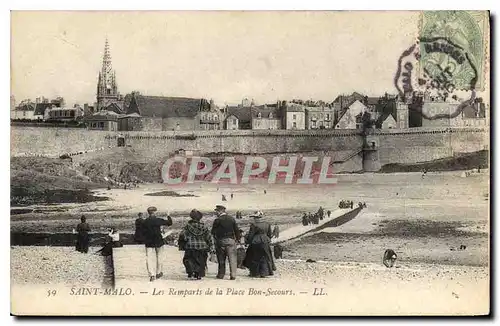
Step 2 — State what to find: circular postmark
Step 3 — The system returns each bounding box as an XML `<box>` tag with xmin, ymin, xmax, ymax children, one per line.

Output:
<box><xmin>394</xmin><ymin>37</ymin><xmax>478</xmax><ymax>121</ymax></box>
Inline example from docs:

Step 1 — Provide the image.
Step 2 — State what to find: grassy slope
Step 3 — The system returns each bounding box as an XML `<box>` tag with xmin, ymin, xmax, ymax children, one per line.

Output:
<box><xmin>11</xmin><ymin>157</ymin><xmax>106</xmax><ymax>206</ymax></box>
<box><xmin>379</xmin><ymin>150</ymin><xmax>488</xmax><ymax>173</ymax></box>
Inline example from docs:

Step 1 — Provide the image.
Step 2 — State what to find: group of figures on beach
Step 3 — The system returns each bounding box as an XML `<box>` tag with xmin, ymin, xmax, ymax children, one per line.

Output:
<box><xmin>74</xmin><ymin>216</ymin><xmax>123</xmax><ymax>256</ymax></box>
<box><xmin>301</xmin><ymin>206</ymin><xmax>330</xmax><ymax>226</ymax></box>
<box><xmin>131</xmin><ymin>205</ymin><xmax>279</xmax><ymax>281</ymax></box>
<box><xmin>338</xmin><ymin>200</ymin><xmax>367</xmax><ymax>209</ymax></box>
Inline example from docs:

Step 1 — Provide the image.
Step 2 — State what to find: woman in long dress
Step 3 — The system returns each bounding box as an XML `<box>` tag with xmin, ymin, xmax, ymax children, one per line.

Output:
<box><xmin>75</xmin><ymin>215</ymin><xmax>91</xmax><ymax>253</ymax></box>
<box><xmin>243</xmin><ymin>211</ymin><xmax>276</xmax><ymax>278</ymax></box>
<box><xmin>178</xmin><ymin>209</ymin><xmax>214</xmax><ymax>280</ymax></box>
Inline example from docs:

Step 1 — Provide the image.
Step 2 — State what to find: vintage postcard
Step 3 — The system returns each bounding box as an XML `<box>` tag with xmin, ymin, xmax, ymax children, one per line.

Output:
<box><xmin>10</xmin><ymin>11</ymin><xmax>490</xmax><ymax>316</ymax></box>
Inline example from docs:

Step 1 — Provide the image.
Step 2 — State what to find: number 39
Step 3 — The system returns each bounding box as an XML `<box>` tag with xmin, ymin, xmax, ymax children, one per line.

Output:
<box><xmin>47</xmin><ymin>289</ymin><xmax>57</xmax><ymax>297</ymax></box>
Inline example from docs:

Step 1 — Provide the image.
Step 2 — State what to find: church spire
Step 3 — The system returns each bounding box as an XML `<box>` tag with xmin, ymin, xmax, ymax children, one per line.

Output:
<box><xmin>96</xmin><ymin>37</ymin><xmax>120</xmax><ymax>111</ymax></box>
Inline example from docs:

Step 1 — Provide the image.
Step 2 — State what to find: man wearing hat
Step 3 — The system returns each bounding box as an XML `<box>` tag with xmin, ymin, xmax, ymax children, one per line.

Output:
<box><xmin>211</xmin><ymin>205</ymin><xmax>241</xmax><ymax>280</ymax></box>
<box><xmin>141</xmin><ymin>206</ymin><xmax>173</xmax><ymax>282</ymax></box>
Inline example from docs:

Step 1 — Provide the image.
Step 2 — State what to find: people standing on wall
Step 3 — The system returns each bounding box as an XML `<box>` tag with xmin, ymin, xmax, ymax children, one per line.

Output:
<box><xmin>142</xmin><ymin>207</ymin><xmax>173</xmax><ymax>282</ymax></box>
<box><xmin>211</xmin><ymin>205</ymin><xmax>241</xmax><ymax>280</ymax></box>
<box><xmin>75</xmin><ymin>215</ymin><xmax>91</xmax><ymax>254</ymax></box>
<box><xmin>327</xmin><ymin>210</ymin><xmax>331</xmax><ymax>218</ymax></box>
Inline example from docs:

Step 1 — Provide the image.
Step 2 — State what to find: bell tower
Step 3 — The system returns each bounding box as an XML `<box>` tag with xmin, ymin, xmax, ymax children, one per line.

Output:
<box><xmin>96</xmin><ymin>38</ymin><xmax>120</xmax><ymax>111</ymax></box>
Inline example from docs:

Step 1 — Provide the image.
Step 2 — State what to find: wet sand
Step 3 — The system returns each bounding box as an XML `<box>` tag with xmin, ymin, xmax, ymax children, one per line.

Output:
<box><xmin>11</xmin><ymin>172</ymin><xmax>489</xmax><ymax>267</ymax></box>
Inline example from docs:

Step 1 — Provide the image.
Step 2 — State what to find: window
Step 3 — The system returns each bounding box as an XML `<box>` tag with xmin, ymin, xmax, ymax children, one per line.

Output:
<box><xmin>312</xmin><ymin>120</ymin><xmax>317</xmax><ymax>128</ymax></box>
<box><xmin>293</xmin><ymin>122</ymin><xmax>297</xmax><ymax>129</ymax></box>
<box><xmin>99</xmin><ymin>122</ymin><xmax>104</xmax><ymax>129</ymax></box>
<box><xmin>269</xmin><ymin>112</ymin><xmax>273</xmax><ymax>119</ymax></box>
<box><xmin>293</xmin><ymin>114</ymin><xmax>297</xmax><ymax>120</ymax></box>
<box><xmin>257</xmin><ymin>112</ymin><xmax>262</xmax><ymax>118</ymax></box>
<box><xmin>214</xmin><ymin>114</ymin><xmax>218</xmax><ymax>121</ymax></box>
<box><xmin>326</xmin><ymin>113</ymin><xmax>331</xmax><ymax>121</ymax></box>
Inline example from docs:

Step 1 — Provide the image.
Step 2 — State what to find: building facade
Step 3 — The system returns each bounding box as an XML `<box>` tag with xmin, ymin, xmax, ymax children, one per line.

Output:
<box><xmin>224</xmin><ymin>106</ymin><xmax>252</xmax><ymax>130</ymax></box>
<box><xmin>12</xmin><ymin>100</ymin><xmax>35</xmax><ymax>120</ymax></box>
<box><xmin>199</xmin><ymin>100</ymin><xmax>224</xmax><ymax>130</ymax></box>
<box><xmin>335</xmin><ymin>100</ymin><xmax>367</xmax><ymax>129</ymax></box>
<box><xmin>304</xmin><ymin>106</ymin><xmax>335</xmax><ymax>129</ymax></box>
<box><xmin>47</xmin><ymin>106</ymin><xmax>84</xmax><ymax>121</ymax></box>
<box><xmin>123</xmin><ymin>93</ymin><xmax>205</xmax><ymax>131</ymax></box>
<box><xmin>84</xmin><ymin>111</ymin><xmax>120</xmax><ymax>131</ymax></box>
<box><xmin>225</xmin><ymin>114</ymin><xmax>239</xmax><ymax>130</ymax></box>
<box><xmin>283</xmin><ymin>103</ymin><xmax>306</xmax><ymax>130</ymax></box>
<box><xmin>251</xmin><ymin>105</ymin><xmax>282</xmax><ymax>130</ymax></box>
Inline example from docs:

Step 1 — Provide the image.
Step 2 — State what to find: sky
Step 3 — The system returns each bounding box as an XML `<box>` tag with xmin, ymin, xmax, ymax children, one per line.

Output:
<box><xmin>11</xmin><ymin>11</ymin><xmax>422</xmax><ymax>106</ymax></box>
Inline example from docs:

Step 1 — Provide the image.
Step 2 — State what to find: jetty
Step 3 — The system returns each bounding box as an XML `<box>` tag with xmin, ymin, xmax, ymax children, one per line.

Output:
<box><xmin>272</xmin><ymin>206</ymin><xmax>363</xmax><ymax>244</ymax></box>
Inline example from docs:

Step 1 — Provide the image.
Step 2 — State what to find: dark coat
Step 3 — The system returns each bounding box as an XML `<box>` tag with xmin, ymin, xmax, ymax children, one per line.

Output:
<box><xmin>211</xmin><ymin>213</ymin><xmax>241</xmax><ymax>241</ymax></box>
<box><xmin>142</xmin><ymin>215</ymin><xmax>173</xmax><ymax>248</ymax></box>
<box><xmin>245</xmin><ymin>220</ymin><xmax>272</xmax><ymax>245</ymax></box>
<box><xmin>134</xmin><ymin>218</ymin><xmax>145</xmax><ymax>243</ymax></box>
<box><xmin>75</xmin><ymin>222</ymin><xmax>91</xmax><ymax>253</ymax></box>
<box><xmin>243</xmin><ymin>219</ymin><xmax>276</xmax><ymax>276</ymax></box>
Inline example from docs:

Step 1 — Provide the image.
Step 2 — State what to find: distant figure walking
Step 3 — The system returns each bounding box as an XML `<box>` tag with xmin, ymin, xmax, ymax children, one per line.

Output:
<box><xmin>222</xmin><ymin>194</ymin><xmax>227</xmax><ymax>202</ymax></box>
<box><xmin>272</xmin><ymin>225</ymin><xmax>280</xmax><ymax>238</ymax></box>
<box><xmin>350</xmin><ymin>201</ymin><xmax>353</xmax><ymax>209</ymax></box>
<box><xmin>178</xmin><ymin>209</ymin><xmax>214</xmax><ymax>280</ymax></box>
<box><xmin>142</xmin><ymin>207</ymin><xmax>173</xmax><ymax>282</ymax></box>
<box><xmin>264</xmin><ymin>190</ymin><xmax>267</xmax><ymax>194</ymax></box>
<box><xmin>327</xmin><ymin>210</ymin><xmax>331</xmax><ymax>218</ymax></box>
<box><xmin>211</xmin><ymin>205</ymin><xmax>241</xmax><ymax>280</ymax></box>
<box><xmin>231</xmin><ymin>193</ymin><xmax>234</xmax><ymax>200</ymax></box>
<box><xmin>318</xmin><ymin>206</ymin><xmax>324</xmax><ymax>220</ymax></box>
<box><xmin>302</xmin><ymin>213</ymin><xmax>309</xmax><ymax>226</ymax></box>
<box><xmin>134</xmin><ymin>212</ymin><xmax>145</xmax><ymax>244</ymax></box>
<box><xmin>312</xmin><ymin>213</ymin><xmax>319</xmax><ymax>225</ymax></box>
<box><xmin>75</xmin><ymin>215</ymin><xmax>91</xmax><ymax>254</ymax></box>
<box><xmin>273</xmin><ymin>244</ymin><xmax>283</xmax><ymax>259</ymax></box>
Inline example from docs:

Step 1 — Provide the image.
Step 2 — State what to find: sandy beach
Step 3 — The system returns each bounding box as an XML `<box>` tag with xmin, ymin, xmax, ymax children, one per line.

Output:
<box><xmin>10</xmin><ymin>245</ymin><xmax>489</xmax><ymax>316</ymax></box>
<box><xmin>10</xmin><ymin>171</ymin><xmax>490</xmax><ymax>315</ymax></box>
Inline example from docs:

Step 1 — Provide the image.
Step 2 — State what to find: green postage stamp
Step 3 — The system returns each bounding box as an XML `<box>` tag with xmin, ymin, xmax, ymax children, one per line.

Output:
<box><xmin>419</xmin><ymin>11</ymin><xmax>489</xmax><ymax>91</ymax></box>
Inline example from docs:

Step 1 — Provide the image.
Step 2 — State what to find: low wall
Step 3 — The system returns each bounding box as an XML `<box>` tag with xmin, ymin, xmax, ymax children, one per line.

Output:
<box><xmin>373</xmin><ymin>127</ymin><xmax>488</xmax><ymax>166</ymax></box>
<box><xmin>10</xmin><ymin>126</ymin><xmax>488</xmax><ymax>172</ymax></box>
<box><xmin>10</xmin><ymin>127</ymin><xmax>112</xmax><ymax>157</ymax></box>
